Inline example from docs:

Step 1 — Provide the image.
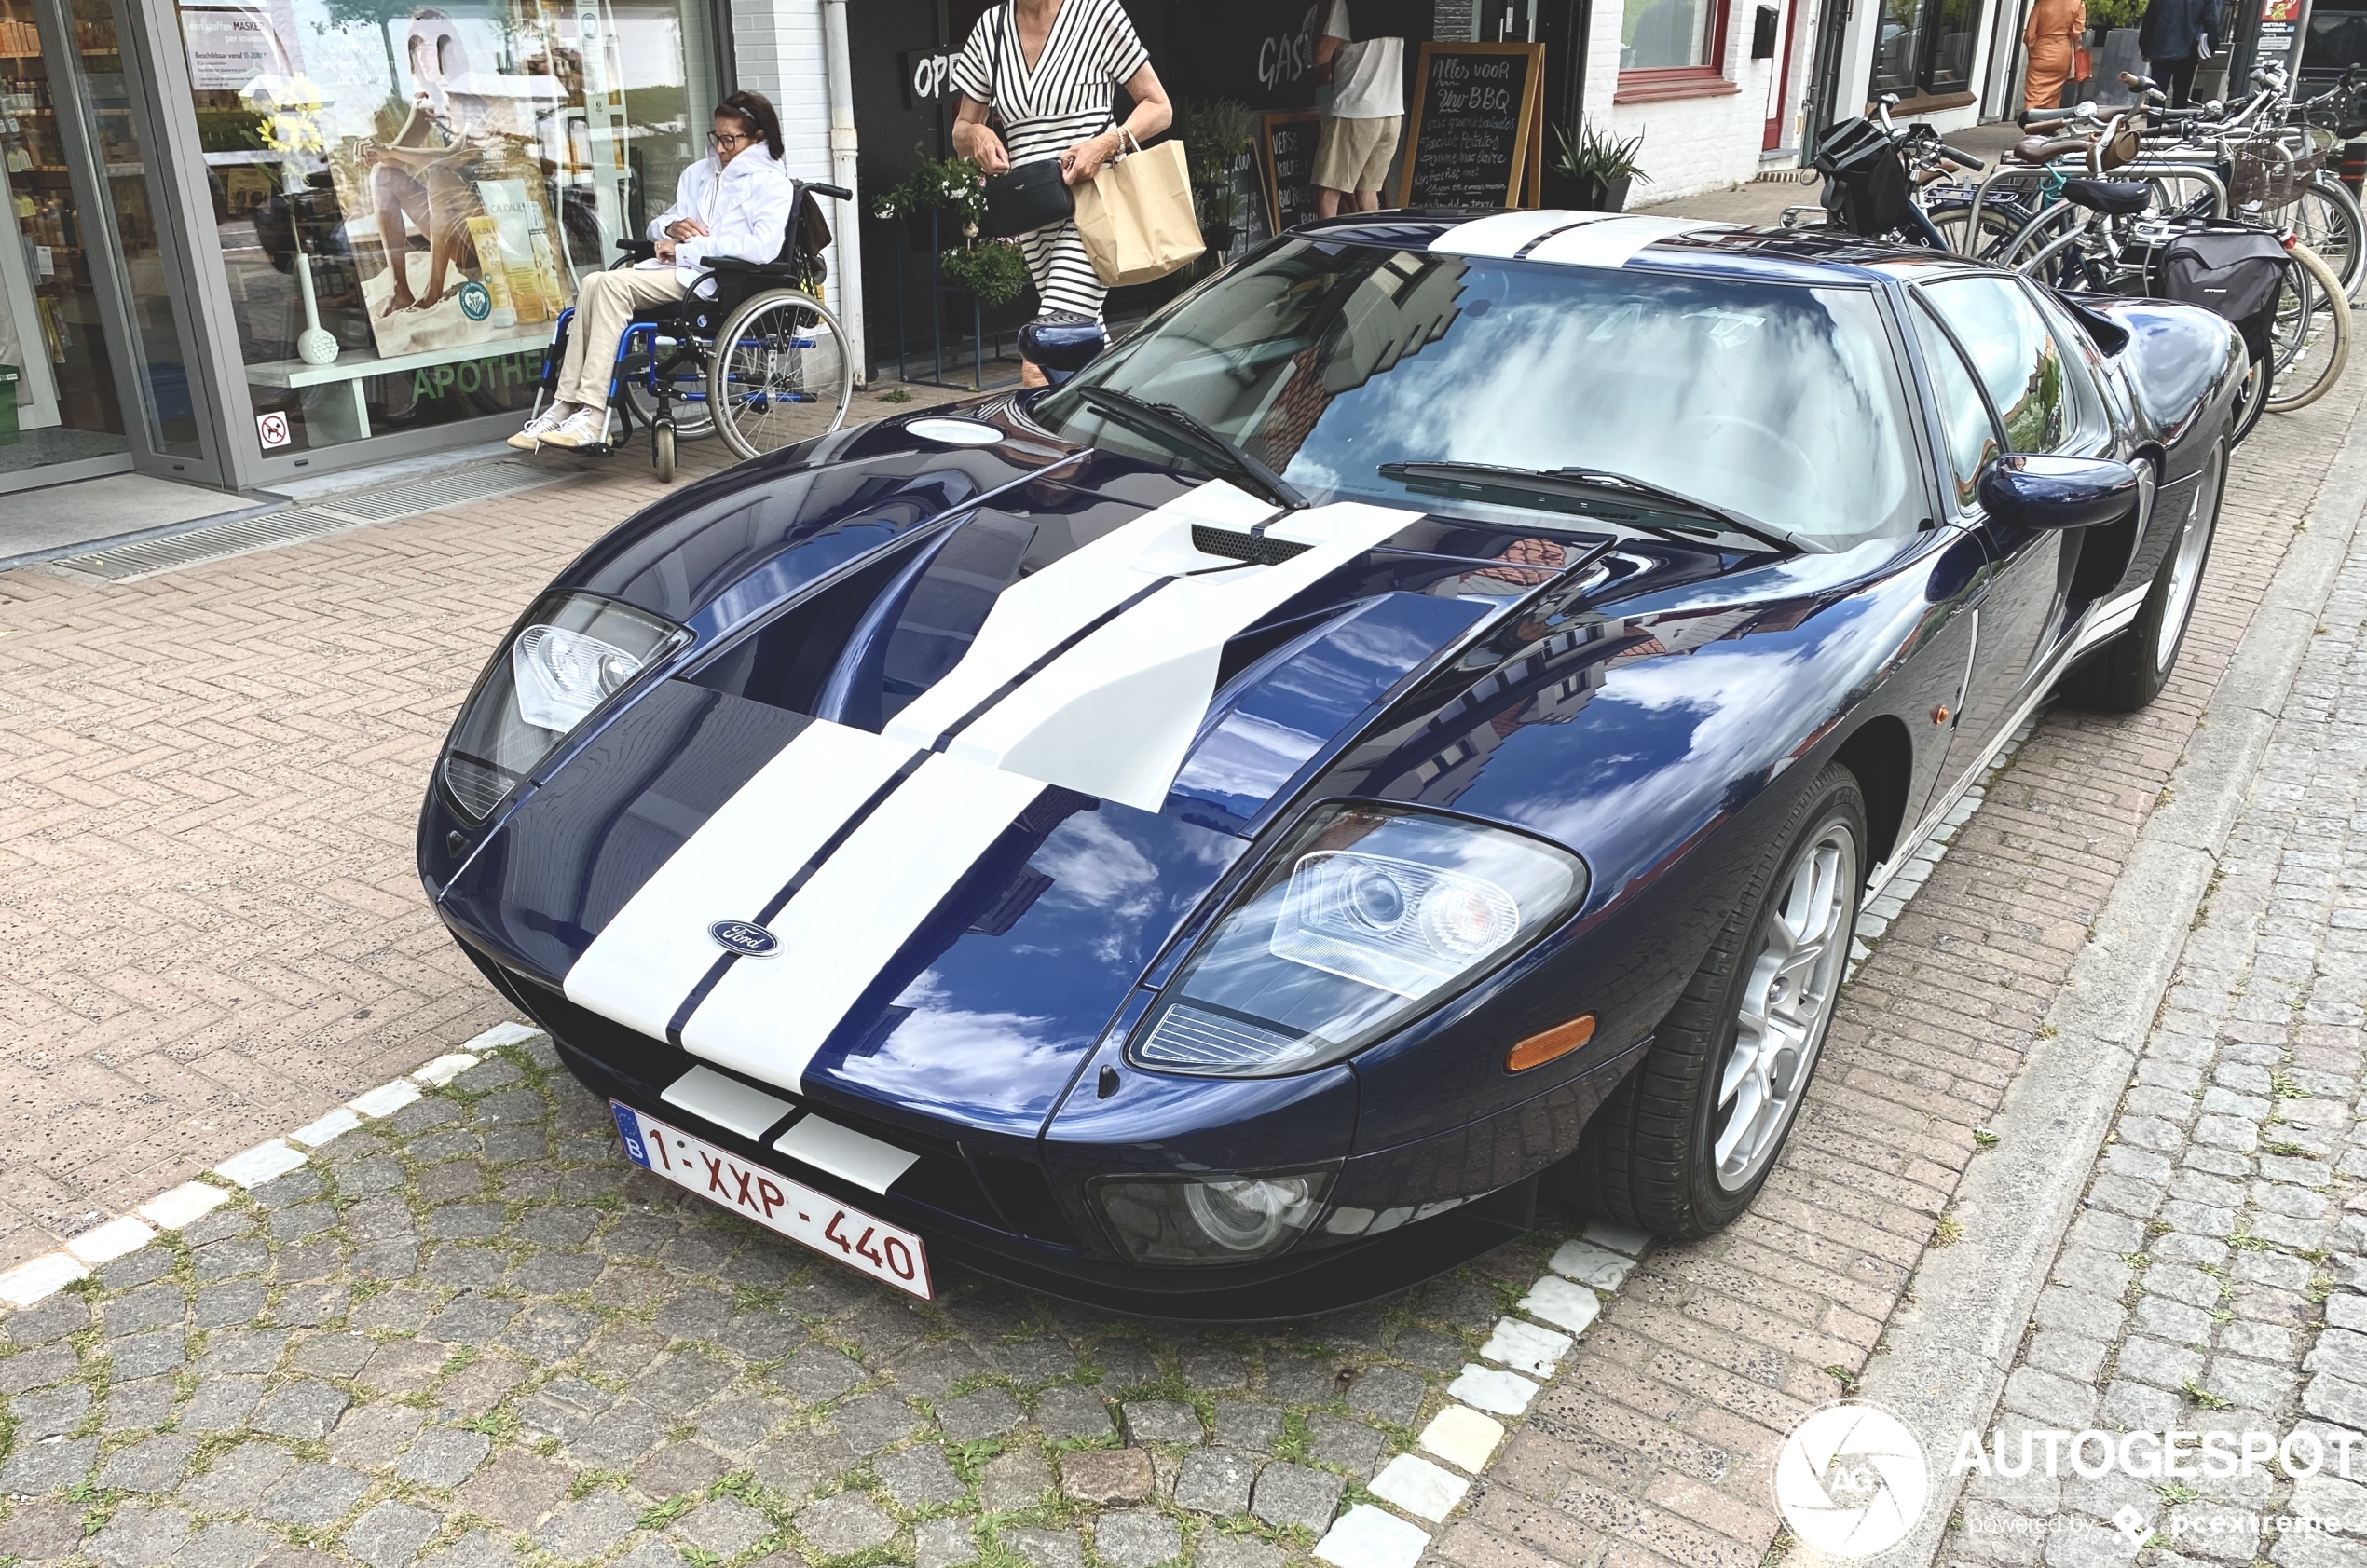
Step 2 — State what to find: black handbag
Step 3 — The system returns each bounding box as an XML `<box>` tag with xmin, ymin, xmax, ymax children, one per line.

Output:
<box><xmin>978</xmin><ymin>7</ymin><xmax>1078</xmax><ymax>239</ymax></box>
<box><xmin>984</xmin><ymin>157</ymin><xmax>1074</xmax><ymax>238</ymax></box>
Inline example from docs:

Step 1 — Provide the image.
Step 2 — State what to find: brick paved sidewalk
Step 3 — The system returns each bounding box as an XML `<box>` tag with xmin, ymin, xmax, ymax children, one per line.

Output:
<box><xmin>1939</xmin><ymin>433</ymin><xmax>2367</xmax><ymax>1567</ymax></box>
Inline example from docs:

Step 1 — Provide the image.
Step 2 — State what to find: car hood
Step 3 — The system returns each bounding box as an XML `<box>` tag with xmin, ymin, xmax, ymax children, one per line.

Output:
<box><xmin>437</xmin><ymin>437</ymin><xmax>1847</xmax><ymax>1139</ymax></box>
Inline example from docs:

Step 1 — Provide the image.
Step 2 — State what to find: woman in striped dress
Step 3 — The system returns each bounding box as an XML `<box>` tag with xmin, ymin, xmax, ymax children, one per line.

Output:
<box><xmin>949</xmin><ymin>0</ymin><xmax>1173</xmax><ymax>387</ymax></box>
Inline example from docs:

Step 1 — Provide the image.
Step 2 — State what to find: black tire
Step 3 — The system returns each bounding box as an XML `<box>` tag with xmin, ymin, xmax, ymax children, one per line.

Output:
<box><xmin>2061</xmin><ymin>443</ymin><xmax>2223</xmax><ymax>712</ymax></box>
<box><xmin>1557</xmin><ymin>763</ymin><xmax>1867</xmax><ymax>1240</ymax></box>
<box><xmin>653</xmin><ymin>420</ymin><xmax>677</xmax><ymax>484</ymax></box>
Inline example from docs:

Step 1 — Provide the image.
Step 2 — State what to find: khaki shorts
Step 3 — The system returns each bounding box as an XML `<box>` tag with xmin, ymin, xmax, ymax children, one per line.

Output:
<box><xmin>1313</xmin><ymin>113</ymin><xmax>1402</xmax><ymax>196</ymax></box>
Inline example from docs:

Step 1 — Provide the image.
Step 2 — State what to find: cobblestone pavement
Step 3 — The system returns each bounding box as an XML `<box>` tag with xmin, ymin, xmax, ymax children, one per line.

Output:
<box><xmin>1941</xmin><ymin>427</ymin><xmax>2367</xmax><ymax>1565</ymax></box>
<box><xmin>0</xmin><ymin>1035</ymin><xmax>1627</xmax><ymax>1568</ymax></box>
<box><xmin>0</xmin><ymin>384</ymin><xmax>966</xmax><ymax>1267</ymax></box>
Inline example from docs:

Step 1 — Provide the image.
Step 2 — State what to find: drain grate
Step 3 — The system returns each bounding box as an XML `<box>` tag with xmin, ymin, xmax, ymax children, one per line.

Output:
<box><xmin>48</xmin><ymin>459</ymin><xmax>582</xmax><ymax>582</ymax></box>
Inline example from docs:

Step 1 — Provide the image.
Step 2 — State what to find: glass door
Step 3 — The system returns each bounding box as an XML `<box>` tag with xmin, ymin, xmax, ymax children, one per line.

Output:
<box><xmin>0</xmin><ymin>0</ymin><xmax>213</xmax><ymax>491</ymax></box>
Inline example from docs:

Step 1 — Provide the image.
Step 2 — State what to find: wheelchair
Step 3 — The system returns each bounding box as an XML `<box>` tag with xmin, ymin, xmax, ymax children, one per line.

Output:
<box><xmin>530</xmin><ymin>179</ymin><xmax>856</xmax><ymax>482</ymax></box>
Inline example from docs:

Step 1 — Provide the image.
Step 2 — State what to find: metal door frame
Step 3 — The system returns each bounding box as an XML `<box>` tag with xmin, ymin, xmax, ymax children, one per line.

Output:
<box><xmin>40</xmin><ymin>0</ymin><xmax>228</xmax><ymax>487</ymax></box>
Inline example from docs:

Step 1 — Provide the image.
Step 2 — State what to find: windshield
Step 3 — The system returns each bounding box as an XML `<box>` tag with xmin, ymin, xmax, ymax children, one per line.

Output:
<box><xmin>1034</xmin><ymin>240</ymin><xmax>1922</xmax><ymax>549</ymax></box>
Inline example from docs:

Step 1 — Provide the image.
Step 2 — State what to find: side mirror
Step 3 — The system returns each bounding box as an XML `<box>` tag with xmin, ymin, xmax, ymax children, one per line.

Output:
<box><xmin>1019</xmin><ymin>317</ymin><xmax>1108</xmax><ymax>387</ymax></box>
<box><xmin>1977</xmin><ymin>454</ymin><xmax>2141</xmax><ymax>530</ymax></box>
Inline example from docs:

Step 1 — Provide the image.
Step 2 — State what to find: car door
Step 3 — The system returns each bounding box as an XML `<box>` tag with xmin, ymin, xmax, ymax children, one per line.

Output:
<box><xmin>1910</xmin><ymin>276</ymin><xmax>2107</xmax><ymax>771</ymax></box>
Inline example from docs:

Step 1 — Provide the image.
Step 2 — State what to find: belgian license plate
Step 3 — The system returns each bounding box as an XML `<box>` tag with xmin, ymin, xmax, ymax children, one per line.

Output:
<box><xmin>610</xmin><ymin>1101</ymin><xmax>932</xmax><ymax>1299</ymax></box>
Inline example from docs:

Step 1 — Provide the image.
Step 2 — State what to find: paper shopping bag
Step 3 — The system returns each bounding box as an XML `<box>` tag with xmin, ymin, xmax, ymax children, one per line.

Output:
<box><xmin>1073</xmin><ymin>136</ymin><xmax>1205</xmax><ymax>287</ymax></box>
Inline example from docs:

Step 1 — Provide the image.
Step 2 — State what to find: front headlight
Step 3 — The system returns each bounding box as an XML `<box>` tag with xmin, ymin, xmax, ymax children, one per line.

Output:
<box><xmin>1131</xmin><ymin>809</ymin><xmax>1590</xmax><ymax>1078</ymax></box>
<box><xmin>1093</xmin><ymin>1168</ymin><xmax>1335</xmax><ymax>1262</ymax></box>
<box><xmin>1129</xmin><ymin>803</ymin><xmax>1586</xmax><ymax>1077</ymax></box>
<box><xmin>440</xmin><ymin>593</ymin><xmax>683</xmax><ymax>823</ymax></box>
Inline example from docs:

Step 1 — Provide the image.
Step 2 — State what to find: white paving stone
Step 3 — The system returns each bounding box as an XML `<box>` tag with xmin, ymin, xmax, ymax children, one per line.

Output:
<box><xmin>412</xmin><ymin>1053</ymin><xmax>481</xmax><ymax>1086</ymax></box>
<box><xmin>1446</xmin><ymin>1365</ymin><xmax>1539</xmax><ymax>1416</ymax></box>
<box><xmin>289</xmin><ymin>1108</ymin><xmax>363</xmax><ymax>1148</ymax></box>
<box><xmin>1518</xmin><ymin>1275</ymin><xmax>1602</xmax><ymax>1335</ymax></box>
<box><xmin>349</xmin><ymin>1079</ymin><xmax>423</xmax><ymax>1118</ymax></box>
<box><xmin>64</xmin><ymin>1215</ymin><xmax>155</xmax><ymax>1265</ymax></box>
<box><xmin>462</xmin><ymin>1022</ymin><xmax>544</xmax><ymax>1052</ymax></box>
<box><xmin>1548</xmin><ymin>1238</ymin><xmax>1637</xmax><ymax>1290</ymax></box>
<box><xmin>1314</xmin><ymin>1505</ymin><xmax>1430</xmax><ymax>1568</ymax></box>
<box><xmin>0</xmin><ymin>1251</ymin><xmax>88</xmax><ymax>1306</ymax></box>
<box><xmin>1369</xmin><ymin>1454</ymin><xmax>1469</xmax><ymax>1521</ymax></box>
<box><xmin>1418</xmin><ymin>1405</ymin><xmax>1505</xmax><ymax>1473</ymax></box>
<box><xmin>213</xmin><ymin>1139</ymin><xmax>308</xmax><ymax>1189</ymax></box>
<box><xmin>1480</xmin><ymin>1316</ymin><xmax>1572</xmax><ymax>1377</ymax></box>
<box><xmin>138</xmin><ymin>1181</ymin><xmax>231</xmax><ymax>1231</ymax></box>
<box><xmin>1582</xmin><ymin>1220</ymin><xmax>1652</xmax><ymax>1256</ymax></box>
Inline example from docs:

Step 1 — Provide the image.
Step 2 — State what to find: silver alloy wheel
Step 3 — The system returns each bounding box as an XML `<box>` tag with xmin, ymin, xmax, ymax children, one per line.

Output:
<box><xmin>1711</xmin><ymin>821</ymin><xmax>1858</xmax><ymax>1193</ymax></box>
<box><xmin>2155</xmin><ymin>448</ymin><xmax>2219</xmax><ymax>674</ymax></box>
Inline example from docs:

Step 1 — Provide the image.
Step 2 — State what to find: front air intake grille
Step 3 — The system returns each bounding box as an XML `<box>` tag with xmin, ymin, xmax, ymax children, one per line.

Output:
<box><xmin>1192</xmin><ymin>525</ymin><xmax>1311</xmax><ymax>566</ymax></box>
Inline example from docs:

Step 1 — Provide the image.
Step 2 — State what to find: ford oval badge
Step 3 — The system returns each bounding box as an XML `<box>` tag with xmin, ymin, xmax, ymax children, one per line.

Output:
<box><xmin>709</xmin><ymin>920</ymin><xmax>780</xmax><ymax>957</ymax></box>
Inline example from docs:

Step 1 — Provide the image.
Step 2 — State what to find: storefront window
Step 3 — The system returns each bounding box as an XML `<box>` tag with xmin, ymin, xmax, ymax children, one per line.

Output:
<box><xmin>173</xmin><ymin>0</ymin><xmax>718</xmax><ymax>456</ymax></box>
<box><xmin>1872</xmin><ymin>0</ymin><xmax>1976</xmax><ymax>95</ymax></box>
<box><xmin>1621</xmin><ymin>0</ymin><xmax>1713</xmax><ymax>67</ymax></box>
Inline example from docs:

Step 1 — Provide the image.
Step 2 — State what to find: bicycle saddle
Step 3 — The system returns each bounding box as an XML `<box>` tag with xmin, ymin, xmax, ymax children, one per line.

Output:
<box><xmin>2062</xmin><ymin>178</ymin><xmax>2153</xmax><ymax>214</ymax></box>
<box><xmin>2014</xmin><ymin>134</ymin><xmax>2096</xmax><ymax>163</ymax></box>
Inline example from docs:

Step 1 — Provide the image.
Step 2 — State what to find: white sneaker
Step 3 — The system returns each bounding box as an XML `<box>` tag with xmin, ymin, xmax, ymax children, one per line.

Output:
<box><xmin>536</xmin><ymin>406</ymin><xmax>611</xmax><ymax>450</ymax></box>
<box><xmin>506</xmin><ymin>402</ymin><xmax>577</xmax><ymax>450</ymax></box>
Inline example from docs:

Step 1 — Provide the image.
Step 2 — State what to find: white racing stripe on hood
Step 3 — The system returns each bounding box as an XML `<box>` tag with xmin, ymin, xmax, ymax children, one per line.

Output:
<box><xmin>946</xmin><ymin>501</ymin><xmax>1417</xmax><ymax>811</ymax></box>
<box><xmin>562</xmin><ymin>719</ymin><xmax>922</xmax><ymax>1039</ymax></box>
<box><xmin>1429</xmin><ymin>210</ymin><xmax>1615</xmax><ymax>259</ymax></box>
<box><xmin>678</xmin><ymin>750</ymin><xmax>1046</xmax><ymax>1092</ymax></box>
<box><xmin>881</xmin><ymin>480</ymin><xmax>1278</xmax><ymax>749</ymax></box>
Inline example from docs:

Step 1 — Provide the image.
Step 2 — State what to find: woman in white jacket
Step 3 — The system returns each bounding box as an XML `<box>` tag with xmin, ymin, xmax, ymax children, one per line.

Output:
<box><xmin>517</xmin><ymin>92</ymin><xmax>797</xmax><ymax>450</ymax></box>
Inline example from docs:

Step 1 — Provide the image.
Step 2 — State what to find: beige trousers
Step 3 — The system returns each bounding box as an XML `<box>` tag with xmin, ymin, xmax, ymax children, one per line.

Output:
<box><xmin>555</xmin><ymin>267</ymin><xmax>691</xmax><ymax>408</ymax></box>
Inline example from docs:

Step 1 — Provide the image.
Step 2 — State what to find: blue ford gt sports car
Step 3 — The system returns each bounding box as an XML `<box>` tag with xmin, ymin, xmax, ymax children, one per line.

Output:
<box><xmin>420</xmin><ymin>211</ymin><xmax>2242</xmax><ymax>1318</ymax></box>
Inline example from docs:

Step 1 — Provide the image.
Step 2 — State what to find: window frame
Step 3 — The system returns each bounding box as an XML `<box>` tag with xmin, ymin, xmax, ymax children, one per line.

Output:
<box><xmin>1909</xmin><ymin>294</ymin><xmax>2007</xmax><ymax>518</ymax></box>
<box><xmin>1614</xmin><ymin>0</ymin><xmax>1741</xmax><ymax>102</ymax></box>
<box><xmin>1868</xmin><ymin>0</ymin><xmax>1979</xmax><ymax>100</ymax></box>
<box><xmin>1915</xmin><ymin>275</ymin><xmax>2090</xmax><ymax>459</ymax></box>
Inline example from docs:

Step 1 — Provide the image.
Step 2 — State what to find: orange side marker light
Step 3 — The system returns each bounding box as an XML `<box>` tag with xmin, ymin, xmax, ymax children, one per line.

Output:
<box><xmin>1508</xmin><ymin>1015</ymin><xmax>1595</xmax><ymax>1073</ymax></box>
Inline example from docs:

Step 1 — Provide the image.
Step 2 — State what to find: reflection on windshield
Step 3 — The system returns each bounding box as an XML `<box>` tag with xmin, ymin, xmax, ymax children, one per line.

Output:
<box><xmin>1037</xmin><ymin>241</ymin><xmax>1918</xmax><ymax>547</ymax></box>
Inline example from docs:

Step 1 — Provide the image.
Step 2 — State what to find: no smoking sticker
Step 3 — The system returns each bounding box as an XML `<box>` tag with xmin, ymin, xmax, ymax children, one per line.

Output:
<box><xmin>256</xmin><ymin>411</ymin><xmax>291</xmax><ymax>448</ymax></box>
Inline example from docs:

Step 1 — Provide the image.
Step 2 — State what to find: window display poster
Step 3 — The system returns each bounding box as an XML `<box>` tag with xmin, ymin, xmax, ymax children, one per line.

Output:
<box><xmin>184</xmin><ymin>10</ymin><xmax>279</xmax><ymax>92</ymax></box>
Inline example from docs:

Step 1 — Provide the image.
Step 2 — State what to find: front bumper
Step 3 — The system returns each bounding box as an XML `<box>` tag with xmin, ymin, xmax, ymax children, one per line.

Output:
<box><xmin>463</xmin><ymin>941</ymin><xmax>1549</xmax><ymax>1320</ymax></box>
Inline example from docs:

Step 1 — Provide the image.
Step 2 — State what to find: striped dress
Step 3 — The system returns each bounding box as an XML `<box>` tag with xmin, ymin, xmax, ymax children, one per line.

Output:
<box><xmin>950</xmin><ymin>0</ymin><xmax>1149</xmax><ymax>324</ymax></box>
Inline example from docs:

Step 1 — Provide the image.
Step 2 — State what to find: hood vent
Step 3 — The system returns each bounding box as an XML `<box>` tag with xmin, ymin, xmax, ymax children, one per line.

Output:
<box><xmin>1191</xmin><ymin>525</ymin><xmax>1311</xmax><ymax>566</ymax></box>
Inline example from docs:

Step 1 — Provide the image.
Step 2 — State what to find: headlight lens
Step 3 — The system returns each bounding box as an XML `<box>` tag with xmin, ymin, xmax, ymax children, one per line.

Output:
<box><xmin>1129</xmin><ymin>803</ymin><xmax>1586</xmax><ymax>1076</ymax></box>
<box><xmin>1094</xmin><ymin>1168</ymin><xmax>1334</xmax><ymax>1262</ymax></box>
<box><xmin>440</xmin><ymin>593</ymin><xmax>681</xmax><ymax>823</ymax></box>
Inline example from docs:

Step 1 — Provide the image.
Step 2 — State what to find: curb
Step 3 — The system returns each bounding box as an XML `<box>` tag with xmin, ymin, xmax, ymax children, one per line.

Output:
<box><xmin>1852</xmin><ymin>405</ymin><xmax>2367</xmax><ymax>1568</ymax></box>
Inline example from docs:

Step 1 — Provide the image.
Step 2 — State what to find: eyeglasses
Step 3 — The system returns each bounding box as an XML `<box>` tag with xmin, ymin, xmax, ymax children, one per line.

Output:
<box><xmin>707</xmin><ymin>130</ymin><xmax>754</xmax><ymax>148</ymax></box>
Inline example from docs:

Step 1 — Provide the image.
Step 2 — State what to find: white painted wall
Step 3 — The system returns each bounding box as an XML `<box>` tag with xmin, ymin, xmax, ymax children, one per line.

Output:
<box><xmin>1593</xmin><ymin>0</ymin><xmax>1789</xmax><ymax>199</ymax></box>
<box><xmin>726</xmin><ymin>0</ymin><xmax>850</xmax><ymax>324</ymax></box>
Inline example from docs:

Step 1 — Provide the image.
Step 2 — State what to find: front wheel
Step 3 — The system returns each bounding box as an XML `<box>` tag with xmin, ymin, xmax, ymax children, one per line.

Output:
<box><xmin>652</xmin><ymin>419</ymin><xmax>677</xmax><ymax>484</ymax></box>
<box><xmin>708</xmin><ymin>291</ymin><xmax>855</xmax><ymax>461</ymax></box>
<box><xmin>2061</xmin><ymin>442</ymin><xmax>2223</xmax><ymax>712</ymax></box>
<box><xmin>1558</xmin><ymin>763</ymin><xmax>1866</xmax><ymax>1239</ymax></box>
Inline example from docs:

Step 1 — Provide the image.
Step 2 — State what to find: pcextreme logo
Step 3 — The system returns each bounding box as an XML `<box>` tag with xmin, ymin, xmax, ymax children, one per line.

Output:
<box><xmin>1772</xmin><ymin>1401</ymin><xmax>1931</xmax><ymax>1558</ymax></box>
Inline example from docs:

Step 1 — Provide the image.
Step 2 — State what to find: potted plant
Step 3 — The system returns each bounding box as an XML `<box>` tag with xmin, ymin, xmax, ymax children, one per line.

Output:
<box><xmin>1198</xmin><ymin>180</ymin><xmax>1242</xmax><ymax>252</ymax></box>
<box><xmin>1547</xmin><ymin>121</ymin><xmax>1652</xmax><ymax>212</ymax></box>
<box><xmin>937</xmin><ymin>239</ymin><xmax>1032</xmax><ymax>307</ymax></box>
<box><xmin>2086</xmin><ymin>0</ymin><xmax>2145</xmax><ymax>102</ymax></box>
<box><xmin>873</xmin><ymin>143</ymin><xmax>989</xmax><ymax>252</ymax></box>
<box><xmin>1173</xmin><ymin>97</ymin><xmax>1252</xmax><ymax>250</ymax></box>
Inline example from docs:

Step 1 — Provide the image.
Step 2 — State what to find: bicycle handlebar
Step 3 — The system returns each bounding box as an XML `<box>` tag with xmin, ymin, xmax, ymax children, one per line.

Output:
<box><xmin>1934</xmin><ymin>142</ymin><xmax>1986</xmax><ymax>170</ymax></box>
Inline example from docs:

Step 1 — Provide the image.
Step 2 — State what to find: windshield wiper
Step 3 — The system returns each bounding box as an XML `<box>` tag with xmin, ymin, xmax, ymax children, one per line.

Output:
<box><xmin>1076</xmin><ymin>386</ymin><xmax>1308</xmax><ymax>512</ymax></box>
<box><xmin>1378</xmin><ymin>461</ymin><xmax>1820</xmax><ymax>555</ymax></box>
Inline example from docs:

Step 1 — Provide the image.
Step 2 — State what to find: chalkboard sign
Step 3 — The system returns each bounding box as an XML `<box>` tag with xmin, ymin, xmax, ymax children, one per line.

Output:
<box><xmin>1397</xmin><ymin>42</ymin><xmax>1546</xmax><ymax>210</ymax></box>
<box><xmin>1257</xmin><ymin>110</ymin><xmax>1324</xmax><ymax>235</ymax></box>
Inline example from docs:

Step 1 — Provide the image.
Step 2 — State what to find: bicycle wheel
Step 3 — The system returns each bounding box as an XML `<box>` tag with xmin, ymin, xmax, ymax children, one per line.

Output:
<box><xmin>617</xmin><ymin>324</ymin><xmax>718</xmax><ymax>442</ymax></box>
<box><xmin>708</xmin><ymin>290</ymin><xmax>855</xmax><ymax>461</ymax></box>
<box><xmin>2284</xmin><ymin>175</ymin><xmax>2365</xmax><ymax>300</ymax></box>
<box><xmin>1923</xmin><ymin>197</ymin><xmax>2034</xmax><ymax>261</ymax></box>
<box><xmin>2264</xmin><ymin>239</ymin><xmax>2352</xmax><ymax>414</ymax></box>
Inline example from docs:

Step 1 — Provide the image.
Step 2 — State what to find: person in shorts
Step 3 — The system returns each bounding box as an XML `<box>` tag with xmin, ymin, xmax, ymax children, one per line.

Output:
<box><xmin>1313</xmin><ymin>0</ymin><xmax>1406</xmax><ymax>217</ymax></box>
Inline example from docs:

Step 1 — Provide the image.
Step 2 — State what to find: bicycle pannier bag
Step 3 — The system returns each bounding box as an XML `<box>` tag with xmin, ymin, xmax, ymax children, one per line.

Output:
<box><xmin>1812</xmin><ymin>117</ymin><xmax>1914</xmax><ymax>237</ymax></box>
<box><xmin>1072</xmin><ymin>132</ymin><xmax>1204</xmax><ymax>286</ymax></box>
<box><xmin>2155</xmin><ymin>226</ymin><xmax>2289</xmax><ymax>364</ymax></box>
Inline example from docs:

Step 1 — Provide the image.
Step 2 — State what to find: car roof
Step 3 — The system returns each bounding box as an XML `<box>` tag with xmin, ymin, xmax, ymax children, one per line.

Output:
<box><xmin>1293</xmin><ymin>209</ymin><xmax>1996</xmax><ymax>289</ymax></box>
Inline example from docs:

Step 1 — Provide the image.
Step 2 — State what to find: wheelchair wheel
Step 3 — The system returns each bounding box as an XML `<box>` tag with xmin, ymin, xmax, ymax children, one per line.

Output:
<box><xmin>653</xmin><ymin>419</ymin><xmax>677</xmax><ymax>484</ymax></box>
<box><xmin>617</xmin><ymin>327</ymin><xmax>717</xmax><ymax>442</ymax></box>
<box><xmin>708</xmin><ymin>290</ymin><xmax>854</xmax><ymax>461</ymax></box>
